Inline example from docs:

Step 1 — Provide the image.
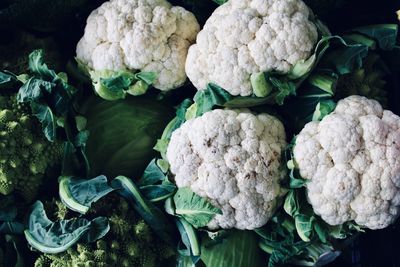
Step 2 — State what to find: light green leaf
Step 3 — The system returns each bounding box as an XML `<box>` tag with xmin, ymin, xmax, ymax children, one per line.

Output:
<box><xmin>24</xmin><ymin>201</ymin><xmax>109</xmax><ymax>254</ymax></box>
<box><xmin>312</xmin><ymin>100</ymin><xmax>336</xmax><ymax>121</ymax></box>
<box><xmin>173</xmin><ymin>187</ymin><xmax>222</xmax><ymax>228</ymax></box>
<box><xmin>135</xmin><ymin>71</ymin><xmax>157</xmax><ymax>84</ymax></box>
<box><xmin>295</xmin><ymin>214</ymin><xmax>314</xmax><ymax>242</ymax></box>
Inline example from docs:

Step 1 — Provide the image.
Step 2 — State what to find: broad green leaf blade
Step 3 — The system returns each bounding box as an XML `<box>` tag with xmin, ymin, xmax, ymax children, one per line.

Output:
<box><xmin>24</xmin><ymin>201</ymin><xmax>109</xmax><ymax>254</ymax></box>
<box><xmin>173</xmin><ymin>187</ymin><xmax>222</xmax><ymax>228</ymax></box>
<box><xmin>110</xmin><ymin>176</ymin><xmax>177</xmax><ymax>245</ymax></box>
<box><xmin>201</xmin><ymin>230</ymin><xmax>264</xmax><ymax>267</ymax></box>
<box><xmin>59</xmin><ymin>175</ymin><xmax>114</xmax><ymax>214</ymax></box>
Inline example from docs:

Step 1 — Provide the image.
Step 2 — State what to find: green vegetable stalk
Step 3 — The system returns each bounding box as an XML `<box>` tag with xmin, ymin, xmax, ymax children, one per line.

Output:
<box><xmin>34</xmin><ymin>195</ymin><xmax>175</xmax><ymax>267</ymax></box>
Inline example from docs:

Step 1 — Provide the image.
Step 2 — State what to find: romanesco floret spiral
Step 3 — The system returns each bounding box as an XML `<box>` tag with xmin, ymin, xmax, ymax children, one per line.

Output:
<box><xmin>335</xmin><ymin>54</ymin><xmax>388</xmax><ymax>106</ymax></box>
<box><xmin>0</xmin><ymin>94</ymin><xmax>63</xmax><ymax>201</ymax></box>
<box><xmin>35</xmin><ymin>195</ymin><xmax>175</xmax><ymax>267</ymax></box>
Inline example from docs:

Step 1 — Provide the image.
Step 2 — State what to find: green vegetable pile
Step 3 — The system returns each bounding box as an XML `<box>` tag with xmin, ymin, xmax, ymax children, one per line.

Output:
<box><xmin>0</xmin><ymin>0</ymin><xmax>400</xmax><ymax>267</ymax></box>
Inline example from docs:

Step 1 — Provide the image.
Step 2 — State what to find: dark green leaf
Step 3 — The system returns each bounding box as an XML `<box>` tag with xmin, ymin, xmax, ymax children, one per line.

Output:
<box><xmin>1</xmin><ymin>235</ymin><xmax>26</xmax><ymax>267</ymax></box>
<box><xmin>312</xmin><ymin>100</ymin><xmax>336</xmax><ymax>121</ymax></box>
<box><xmin>0</xmin><ymin>222</ymin><xmax>25</xmax><ymax>235</ymax></box>
<box><xmin>176</xmin><ymin>218</ymin><xmax>200</xmax><ymax>256</ymax></box>
<box><xmin>352</xmin><ymin>24</ymin><xmax>398</xmax><ymax>50</ymax></box>
<box><xmin>24</xmin><ymin>201</ymin><xmax>109</xmax><ymax>254</ymax></box>
<box><xmin>140</xmin><ymin>183</ymin><xmax>176</xmax><ymax>202</ymax></box>
<box><xmin>59</xmin><ymin>176</ymin><xmax>114</xmax><ymax>214</ymax></box>
<box><xmin>30</xmin><ymin>102</ymin><xmax>56</xmax><ymax>141</ymax></box>
<box><xmin>110</xmin><ymin>176</ymin><xmax>177</xmax><ymax>245</ymax></box>
<box><xmin>313</xmin><ymin>222</ymin><xmax>328</xmax><ymax>243</ymax></box>
<box><xmin>321</xmin><ymin>44</ymin><xmax>369</xmax><ymax>74</ymax></box>
<box><xmin>212</xmin><ymin>0</ymin><xmax>227</xmax><ymax>4</ymax></box>
<box><xmin>17</xmin><ymin>77</ymin><xmax>54</xmax><ymax>102</ymax></box>
<box><xmin>100</xmin><ymin>72</ymin><xmax>135</xmax><ymax>92</ymax></box>
<box><xmin>173</xmin><ymin>187</ymin><xmax>222</xmax><ymax>228</ymax></box>
<box><xmin>139</xmin><ymin>159</ymin><xmax>168</xmax><ymax>186</ymax></box>
<box><xmin>269</xmin><ymin>78</ymin><xmax>297</xmax><ymax>105</ymax></box>
<box><xmin>74</xmin><ymin>130</ymin><xmax>89</xmax><ymax>148</ymax></box>
<box><xmin>0</xmin><ymin>71</ymin><xmax>19</xmax><ymax>89</ymax></box>
<box><xmin>194</xmin><ymin>83</ymin><xmax>232</xmax><ymax>116</ymax></box>
<box><xmin>0</xmin><ymin>195</ymin><xmax>18</xmax><ymax>221</ymax></box>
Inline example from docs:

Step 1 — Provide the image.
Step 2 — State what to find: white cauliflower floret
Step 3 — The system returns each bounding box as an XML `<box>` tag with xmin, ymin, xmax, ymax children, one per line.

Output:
<box><xmin>294</xmin><ymin>95</ymin><xmax>400</xmax><ymax>229</ymax></box>
<box><xmin>167</xmin><ymin>109</ymin><xmax>287</xmax><ymax>229</ymax></box>
<box><xmin>76</xmin><ymin>0</ymin><xmax>200</xmax><ymax>90</ymax></box>
<box><xmin>185</xmin><ymin>0</ymin><xmax>318</xmax><ymax>96</ymax></box>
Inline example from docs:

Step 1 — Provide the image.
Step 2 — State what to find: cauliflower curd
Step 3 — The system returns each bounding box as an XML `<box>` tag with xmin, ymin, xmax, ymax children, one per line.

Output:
<box><xmin>185</xmin><ymin>0</ymin><xmax>318</xmax><ymax>96</ymax></box>
<box><xmin>167</xmin><ymin>109</ymin><xmax>287</xmax><ymax>230</ymax></box>
<box><xmin>294</xmin><ymin>95</ymin><xmax>400</xmax><ymax>229</ymax></box>
<box><xmin>76</xmin><ymin>0</ymin><xmax>200</xmax><ymax>91</ymax></box>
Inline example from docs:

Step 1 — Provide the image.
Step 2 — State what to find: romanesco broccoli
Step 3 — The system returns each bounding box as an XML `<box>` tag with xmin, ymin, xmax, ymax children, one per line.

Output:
<box><xmin>35</xmin><ymin>195</ymin><xmax>175</xmax><ymax>267</ymax></box>
<box><xmin>0</xmin><ymin>92</ymin><xmax>63</xmax><ymax>201</ymax></box>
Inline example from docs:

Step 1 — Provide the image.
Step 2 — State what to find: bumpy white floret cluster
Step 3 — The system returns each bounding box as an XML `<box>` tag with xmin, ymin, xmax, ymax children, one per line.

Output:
<box><xmin>76</xmin><ymin>0</ymin><xmax>200</xmax><ymax>90</ymax></box>
<box><xmin>294</xmin><ymin>95</ymin><xmax>400</xmax><ymax>229</ymax></box>
<box><xmin>167</xmin><ymin>109</ymin><xmax>287</xmax><ymax>230</ymax></box>
<box><xmin>185</xmin><ymin>0</ymin><xmax>318</xmax><ymax>96</ymax></box>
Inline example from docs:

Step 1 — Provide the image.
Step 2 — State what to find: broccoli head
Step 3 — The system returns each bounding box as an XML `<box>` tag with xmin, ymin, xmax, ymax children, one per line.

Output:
<box><xmin>335</xmin><ymin>53</ymin><xmax>388</xmax><ymax>106</ymax></box>
<box><xmin>0</xmin><ymin>93</ymin><xmax>63</xmax><ymax>201</ymax></box>
<box><xmin>35</xmin><ymin>195</ymin><xmax>175</xmax><ymax>267</ymax></box>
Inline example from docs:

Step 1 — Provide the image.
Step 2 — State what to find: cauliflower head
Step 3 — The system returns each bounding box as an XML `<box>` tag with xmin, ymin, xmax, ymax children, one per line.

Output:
<box><xmin>76</xmin><ymin>0</ymin><xmax>200</xmax><ymax>91</ymax></box>
<box><xmin>294</xmin><ymin>95</ymin><xmax>400</xmax><ymax>229</ymax></box>
<box><xmin>185</xmin><ymin>0</ymin><xmax>318</xmax><ymax>96</ymax></box>
<box><xmin>167</xmin><ymin>109</ymin><xmax>287</xmax><ymax>229</ymax></box>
